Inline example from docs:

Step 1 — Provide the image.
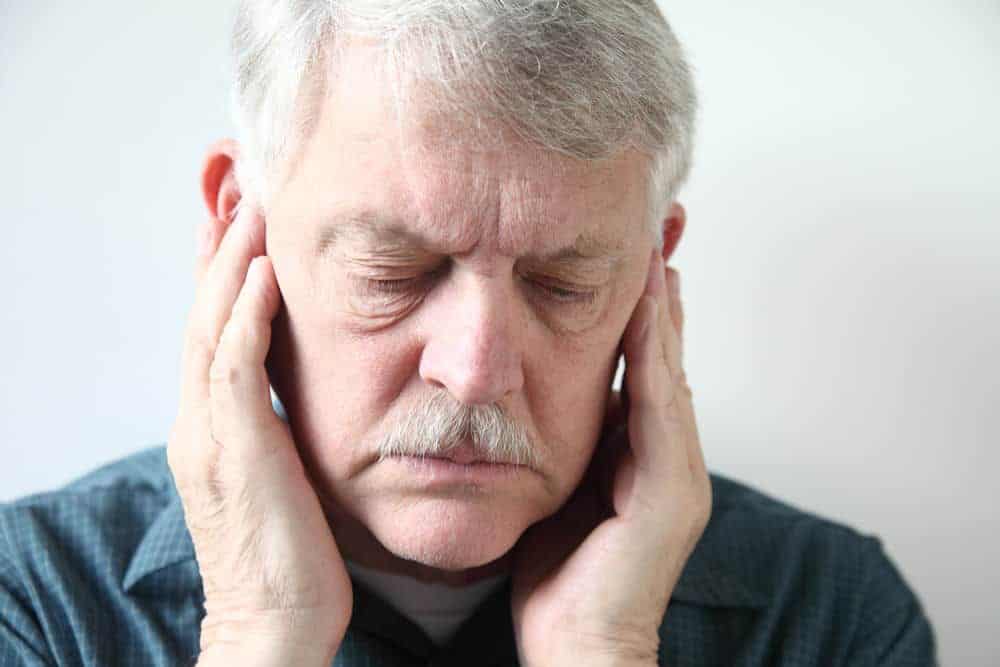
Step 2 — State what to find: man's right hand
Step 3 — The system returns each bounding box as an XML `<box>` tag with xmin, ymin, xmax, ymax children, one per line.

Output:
<box><xmin>167</xmin><ymin>204</ymin><xmax>351</xmax><ymax>666</ymax></box>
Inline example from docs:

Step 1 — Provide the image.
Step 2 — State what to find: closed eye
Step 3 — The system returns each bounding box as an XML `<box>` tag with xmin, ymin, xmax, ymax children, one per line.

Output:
<box><xmin>360</xmin><ymin>276</ymin><xmax>421</xmax><ymax>296</ymax></box>
<box><xmin>528</xmin><ymin>278</ymin><xmax>599</xmax><ymax>305</ymax></box>
<box><xmin>352</xmin><ymin>262</ymin><xmax>450</xmax><ymax>298</ymax></box>
<box><xmin>352</xmin><ymin>266</ymin><xmax>599</xmax><ymax>307</ymax></box>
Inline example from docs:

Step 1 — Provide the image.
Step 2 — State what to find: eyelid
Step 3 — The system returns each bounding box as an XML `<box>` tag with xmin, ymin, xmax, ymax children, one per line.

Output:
<box><xmin>526</xmin><ymin>276</ymin><xmax>601</xmax><ymax>305</ymax></box>
<box><xmin>351</xmin><ymin>261</ymin><xmax>450</xmax><ymax>295</ymax></box>
<box><xmin>349</xmin><ymin>262</ymin><xmax>601</xmax><ymax>308</ymax></box>
<box><xmin>352</xmin><ymin>275</ymin><xmax>426</xmax><ymax>298</ymax></box>
<box><xmin>357</xmin><ymin>276</ymin><xmax>417</xmax><ymax>294</ymax></box>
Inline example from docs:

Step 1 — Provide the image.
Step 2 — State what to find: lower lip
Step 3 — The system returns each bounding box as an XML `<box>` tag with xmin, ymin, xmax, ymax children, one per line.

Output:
<box><xmin>388</xmin><ymin>455</ymin><xmax>528</xmax><ymax>484</ymax></box>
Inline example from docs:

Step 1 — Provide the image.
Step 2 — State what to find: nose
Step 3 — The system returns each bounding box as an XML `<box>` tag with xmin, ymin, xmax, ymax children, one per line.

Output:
<box><xmin>419</xmin><ymin>278</ymin><xmax>525</xmax><ymax>406</ymax></box>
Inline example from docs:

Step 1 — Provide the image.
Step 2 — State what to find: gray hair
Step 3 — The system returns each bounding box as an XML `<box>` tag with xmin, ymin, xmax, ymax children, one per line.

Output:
<box><xmin>230</xmin><ymin>0</ymin><xmax>698</xmax><ymax>242</ymax></box>
<box><xmin>375</xmin><ymin>389</ymin><xmax>540</xmax><ymax>468</ymax></box>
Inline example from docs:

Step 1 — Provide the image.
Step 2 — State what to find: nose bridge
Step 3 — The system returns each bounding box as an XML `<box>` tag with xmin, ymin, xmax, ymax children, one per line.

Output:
<box><xmin>420</xmin><ymin>273</ymin><xmax>524</xmax><ymax>405</ymax></box>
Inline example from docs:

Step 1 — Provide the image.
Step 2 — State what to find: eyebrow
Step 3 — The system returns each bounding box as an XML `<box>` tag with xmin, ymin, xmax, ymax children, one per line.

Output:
<box><xmin>315</xmin><ymin>208</ymin><xmax>626</xmax><ymax>266</ymax></box>
<box><xmin>316</xmin><ymin>210</ymin><xmax>425</xmax><ymax>256</ymax></box>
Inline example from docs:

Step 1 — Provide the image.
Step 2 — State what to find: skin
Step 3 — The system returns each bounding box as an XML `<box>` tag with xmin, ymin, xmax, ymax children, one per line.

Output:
<box><xmin>172</xmin><ymin>39</ymin><xmax>710</xmax><ymax>666</ymax></box>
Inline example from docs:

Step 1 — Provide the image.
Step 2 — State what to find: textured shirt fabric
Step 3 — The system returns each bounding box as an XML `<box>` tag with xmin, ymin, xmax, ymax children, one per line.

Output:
<box><xmin>0</xmin><ymin>446</ymin><xmax>937</xmax><ymax>666</ymax></box>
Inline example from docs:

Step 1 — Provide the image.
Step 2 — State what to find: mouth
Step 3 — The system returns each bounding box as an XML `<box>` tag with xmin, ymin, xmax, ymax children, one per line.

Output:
<box><xmin>390</xmin><ymin>454</ymin><xmax>527</xmax><ymax>481</ymax></box>
<box><xmin>421</xmin><ymin>442</ymin><xmax>509</xmax><ymax>466</ymax></box>
<box><xmin>381</xmin><ymin>441</ymin><xmax>533</xmax><ymax>485</ymax></box>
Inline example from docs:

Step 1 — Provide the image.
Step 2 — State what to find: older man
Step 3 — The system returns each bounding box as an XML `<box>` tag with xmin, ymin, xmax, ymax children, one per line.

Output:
<box><xmin>0</xmin><ymin>2</ymin><xmax>935</xmax><ymax>666</ymax></box>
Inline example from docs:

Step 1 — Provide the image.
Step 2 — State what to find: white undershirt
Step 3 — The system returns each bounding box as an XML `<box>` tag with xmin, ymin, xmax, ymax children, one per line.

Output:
<box><xmin>345</xmin><ymin>559</ymin><xmax>509</xmax><ymax>646</ymax></box>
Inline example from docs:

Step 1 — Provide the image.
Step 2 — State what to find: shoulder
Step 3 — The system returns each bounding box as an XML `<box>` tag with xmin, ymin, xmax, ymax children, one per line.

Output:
<box><xmin>660</xmin><ymin>472</ymin><xmax>937</xmax><ymax>665</ymax></box>
<box><xmin>0</xmin><ymin>446</ymin><xmax>200</xmax><ymax>666</ymax></box>
<box><xmin>705</xmin><ymin>473</ymin><xmax>908</xmax><ymax>594</ymax></box>
<box><xmin>707</xmin><ymin>471</ymin><xmax>873</xmax><ymax>568</ymax></box>
<box><xmin>1</xmin><ymin>446</ymin><xmax>174</xmax><ymax>566</ymax></box>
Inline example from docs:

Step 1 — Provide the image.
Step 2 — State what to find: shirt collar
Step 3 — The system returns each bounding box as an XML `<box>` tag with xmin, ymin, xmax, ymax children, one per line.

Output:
<box><xmin>122</xmin><ymin>490</ymin><xmax>196</xmax><ymax>594</ymax></box>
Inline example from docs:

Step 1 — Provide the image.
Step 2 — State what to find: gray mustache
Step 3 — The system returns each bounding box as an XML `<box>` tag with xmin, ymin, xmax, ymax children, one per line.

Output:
<box><xmin>375</xmin><ymin>391</ymin><xmax>539</xmax><ymax>468</ymax></box>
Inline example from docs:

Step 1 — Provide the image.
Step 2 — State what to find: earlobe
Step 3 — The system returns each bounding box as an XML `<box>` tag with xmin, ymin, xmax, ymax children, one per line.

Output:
<box><xmin>200</xmin><ymin>139</ymin><xmax>242</xmax><ymax>224</ymax></box>
<box><xmin>659</xmin><ymin>202</ymin><xmax>687</xmax><ymax>263</ymax></box>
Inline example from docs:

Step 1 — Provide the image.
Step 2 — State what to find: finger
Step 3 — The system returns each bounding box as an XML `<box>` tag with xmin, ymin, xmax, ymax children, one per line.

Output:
<box><xmin>622</xmin><ymin>254</ymin><xmax>677</xmax><ymax>467</ymax></box>
<box><xmin>172</xmin><ymin>216</ymin><xmax>232</xmax><ymax>484</ymax></box>
<box><xmin>664</xmin><ymin>266</ymin><xmax>684</xmax><ymax>364</ymax></box>
<box><xmin>194</xmin><ymin>218</ymin><xmax>225</xmax><ymax>284</ymax></box>
<box><xmin>659</xmin><ymin>267</ymin><xmax>705</xmax><ymax>476</ymax></box>
<box><xmin>179</xmin><ymin>206</ymin><xmax>265</xmax><ymax>419</ymax></box>
<box><xmin>209</xmin><ymin>255</ymin><xmax>284</xmax><ymax>456</ymax></box>
<box><xmin>624</xmin><ymin>252</ymin><xmax>705</xmax><ymax>486</ymax></box>
<box><xmin>622</xmin><ymin>289</ymin><xmax>689</xmax><ymax>513</ymax></box>
<box><xmin>646</xmin><ymin>254</ymin><xmax>684</xmax><ymax>384</ymax></box>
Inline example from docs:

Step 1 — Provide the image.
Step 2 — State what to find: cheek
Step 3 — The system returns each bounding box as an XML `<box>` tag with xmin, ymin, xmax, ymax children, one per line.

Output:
<box><xmin>295</xmin><ymin>321</ymin><xmax>419</xmax><ymax>423</ymax></box>
<box><xmin>524</xmin><ymin>327</ymin><xmax>621</xmax><ymax>491</ymax></box>
<box><xmin>273</xmin><ymin>251</ymin><xmax>417</xmax><ymax>408</ymax></box>
<box><xmin>270</xmin><ymin>261</ymin><xmax>423</xmax><ymax>468</ymax></box>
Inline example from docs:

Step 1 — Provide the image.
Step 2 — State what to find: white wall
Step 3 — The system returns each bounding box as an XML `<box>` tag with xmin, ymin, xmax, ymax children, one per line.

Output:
<box><xmin>2</xmin><ymin>1</ymin><xmax>997</xmax><ymax>663</ymax></box>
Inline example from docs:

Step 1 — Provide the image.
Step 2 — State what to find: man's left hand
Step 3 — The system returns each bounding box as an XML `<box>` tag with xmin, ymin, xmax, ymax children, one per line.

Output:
<box><xmin>511</xmin><ymin>252</ymin><xmax>712</xmax><ymax>667</ymax></box>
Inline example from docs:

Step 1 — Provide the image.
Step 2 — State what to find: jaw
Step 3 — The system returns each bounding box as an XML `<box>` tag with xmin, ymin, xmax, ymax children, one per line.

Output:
<box><xmin>320</xmin><ymin>481</ymin><xmax>553</xmax><ymax>580</ymax></box>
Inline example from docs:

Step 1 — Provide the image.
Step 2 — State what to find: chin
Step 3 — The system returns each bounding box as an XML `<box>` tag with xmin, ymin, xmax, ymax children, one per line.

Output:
<box><xmin>364</xmin><ymin>496</ymin><xmax>533</xmax><ymax>571</ymax></box>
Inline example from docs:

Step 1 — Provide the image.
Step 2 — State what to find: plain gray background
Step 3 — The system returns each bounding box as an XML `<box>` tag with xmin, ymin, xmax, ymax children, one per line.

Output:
<box><xmin>2</xmin><ymin>1</ymin><xmax>997</xmax><ymax>664</ymax></box>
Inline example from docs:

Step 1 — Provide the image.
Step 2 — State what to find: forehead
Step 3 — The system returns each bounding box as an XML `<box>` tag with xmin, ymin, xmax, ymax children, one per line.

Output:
<box><xmin>275</xmin><ymin>39</ymin><xmax>650</xmax><ymax>259</ymax></box>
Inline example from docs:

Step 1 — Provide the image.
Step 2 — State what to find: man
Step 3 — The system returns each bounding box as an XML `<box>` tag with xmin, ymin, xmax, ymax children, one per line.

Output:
<box><xmin>0</xmin><ymin>1</ymin><xmax>936</xmax><ymax>665</ymax></box>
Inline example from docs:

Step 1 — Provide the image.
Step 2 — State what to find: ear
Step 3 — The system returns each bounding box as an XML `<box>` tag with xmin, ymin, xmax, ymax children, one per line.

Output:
<box><xmin>200</xmin><ymin>138</ymin><xmax>242</xmax><ymax>227</ymax></box>
<box><xmin>658</xmin><ymin>201</ymin><xmax>686</xmax><ymax>264</ymax></box>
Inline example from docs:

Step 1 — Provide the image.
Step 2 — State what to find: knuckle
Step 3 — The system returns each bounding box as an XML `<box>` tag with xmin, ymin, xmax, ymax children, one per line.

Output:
<box><xmin>209</xmin><ymin>324</ymin><xmax>249</xmax><ymax>388</ymax></box>
<box><xmin>220</xmin><ymin>309</ymin><xmax>263</xmax><ymax>355</ymax></box>
<box><xmin>660</xmin><ymin>394</ymin><xmax>684</xmax><ymax>425</ymax></box>
<box><xmin>678</xmin><ymin>378</ymin><xmax>693</xmax><ymax>400</ymax></box>
<box><xmin>660</xmin><ymin>382</ymin><xmax>679</xmax><ymax>411</ymax></box>
<box><xmin>168</xmin><ymin>429</ymin><xmax>212</xmax><ymax>475</ymax></box>
<box><xmin>185</xmin><ymin>327</ymin><xmax>217</xmax><ymax>368</ymax></box>
<box><xmin>209</xmin><ymin>357</ymin><xmax>241</xmax><ymax>389</ymax></box>
<box><xmin>659</xmin><ymin>339</ymin><xmax>671</xmax><ymax>368</ymax></box>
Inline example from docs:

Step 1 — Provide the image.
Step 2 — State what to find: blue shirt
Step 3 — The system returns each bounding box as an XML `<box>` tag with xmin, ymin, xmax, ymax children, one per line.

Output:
<box><xmin>0</xmin><ymin>446</ymin><xmax>937</xmax><ymax>665</ymax></box>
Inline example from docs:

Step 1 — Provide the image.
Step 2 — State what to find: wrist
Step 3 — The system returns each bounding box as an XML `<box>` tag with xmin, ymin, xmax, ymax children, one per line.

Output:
<box><xmin>197</xmin><ymin>608</ymin><xmax>344</xmax><ymax>667</ymax></box>
<box><xmin>526</xmin><ymin>637</ymin><xmax>657</xmax><ymax>667</ymax></box>
<box><xmin>196</xmin><ymin>639</ymin><xmax>336</xmax><ymax>667</ymax></box>
<box><xmin>554</xmin><ymin>629</ymin><xmax>659</xmax><ymax>667</ymax></box>
<box><xmin>563</xmin><ymin>649</ymin><xmax>658</xmax><ymax>667</ymax></box>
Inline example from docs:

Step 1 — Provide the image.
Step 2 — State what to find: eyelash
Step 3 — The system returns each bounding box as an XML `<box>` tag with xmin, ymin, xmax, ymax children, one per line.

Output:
<box><xmin>532</xmin><ymin>280</ymin><xmax>598</xmax><ymax>305</ymax></box>
<box><xmin>362</xmin><ymin>277</ymin><xmax>421</xmax><ymax>295</ymax></box>
<box><xmin>359</xmin><ymin>274</ymin><xmax>598</xmax><ymax>305</ymax></box>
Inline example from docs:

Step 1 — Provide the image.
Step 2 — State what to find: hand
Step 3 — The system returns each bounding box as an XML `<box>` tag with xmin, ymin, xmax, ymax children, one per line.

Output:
<box><xmin>511</xmin><ymin>251</ymin><xmax>712</xmax><ymax>667</ymax></box>
<box><xmin>167</xmin><ymin>206</ymin><xmax>352</xmax><ymax>665</ymax></box>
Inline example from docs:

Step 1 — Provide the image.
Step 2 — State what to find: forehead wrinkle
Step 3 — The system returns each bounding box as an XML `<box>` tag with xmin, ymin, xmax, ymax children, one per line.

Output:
<box><xmin>314</xmin><ymin>156</ymin><xmax>631</xmax><ymax>265</ymax></box>
<box><xmin>420</xmin><ymin>168</ymin><xmax>498</xmax><ymax>255</ymax></box>
<box><xmin>497</xmin><ymin>175</ymin><xmax>632</xmax><ymax>265</ymax></box>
